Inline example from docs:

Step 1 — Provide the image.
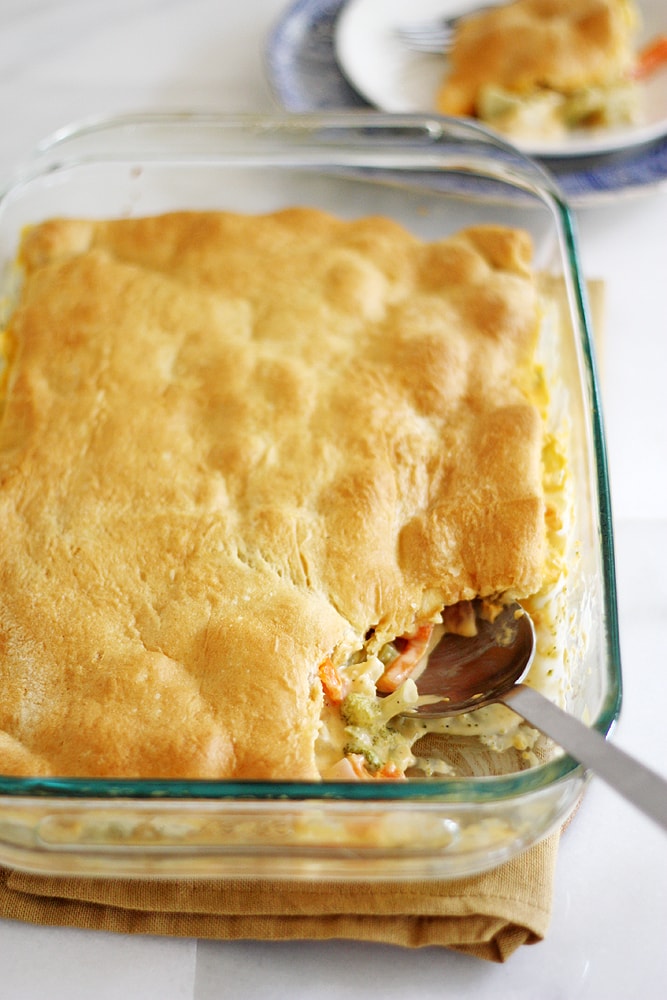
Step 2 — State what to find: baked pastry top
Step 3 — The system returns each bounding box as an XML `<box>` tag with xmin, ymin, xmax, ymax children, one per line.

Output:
<box><xmin>0</xmin><ymin>209</ymin><xmax>546</xmax><ymax>780</ymax></box>
<box><xmin>437</xmin><ymin>0</ymin><xmax>639</xmax><ymax>131</ymax></box>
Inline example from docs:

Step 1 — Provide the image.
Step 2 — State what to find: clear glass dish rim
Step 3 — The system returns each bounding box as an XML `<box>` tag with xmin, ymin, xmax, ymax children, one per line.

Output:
<box><xmin>0</xmin><ymin>110</ymin><xmax>622</xmax><ymax>806</ymax></box>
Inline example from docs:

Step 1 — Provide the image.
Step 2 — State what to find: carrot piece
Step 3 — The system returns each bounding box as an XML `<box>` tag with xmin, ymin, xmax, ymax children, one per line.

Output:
<box><xmin>345</xmin><ymin>754</ymin><xmax>405</xmax><ymax>781</ymax></box>
<box><xmin>633</xmin><ymin>35</ymin><xmax>667</xmax><ymax>80</ymax></box>
<box><xmin>318</xmin><ymin>656</ymin><xmax>348</xmax><ymax>705</ymax></box>
<box><xmin>346</xmin><ymin>754</ymin><xmax>374</xmax><ymax>780</ymax></box>
<box><xmin>376</xmin><ymin>761</ymin><xmax>407</xmax><ymax>780</ymax></box>
<box><xmin>376</xmin><ymin>623</ymin><xmax>434</xmax><ymax>694</ymax></box>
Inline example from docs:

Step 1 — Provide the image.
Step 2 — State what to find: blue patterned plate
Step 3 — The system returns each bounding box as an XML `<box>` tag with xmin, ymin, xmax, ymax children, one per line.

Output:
<box><xmin>265</xmin><ymin>0</ymin><xmax>667</xmax><ymax>205</ymax></box>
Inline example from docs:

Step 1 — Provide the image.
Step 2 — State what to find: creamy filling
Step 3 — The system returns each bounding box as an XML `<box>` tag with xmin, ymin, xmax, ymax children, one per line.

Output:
<box><xmin>476</xmin><ymin>80</ymin><xmax>640</xmax><ymax>138</ymax></box>
<box><xmin>316</xmin><ymin>596</ymin><xmax>543</xmax><ymax>781</ymax></box>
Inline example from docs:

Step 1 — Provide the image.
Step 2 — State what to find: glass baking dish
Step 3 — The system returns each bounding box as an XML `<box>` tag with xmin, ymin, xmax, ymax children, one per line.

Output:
<box><xmin>0</xmin><ymin>112</ymin><xmax>621</xmax><ymax>880</ymax></box>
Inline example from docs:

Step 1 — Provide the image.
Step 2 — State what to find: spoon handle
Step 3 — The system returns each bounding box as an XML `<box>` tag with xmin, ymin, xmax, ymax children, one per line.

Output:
<box><xmin>504</xmin><ymin>684</ymin><xmax>667</xmax><ymax>833</ymax></box>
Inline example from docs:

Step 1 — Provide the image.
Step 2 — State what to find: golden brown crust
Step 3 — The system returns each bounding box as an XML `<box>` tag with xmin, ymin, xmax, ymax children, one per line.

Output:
<box><xmin>437</xmin><ymin>0</ymin><xmax>638</xmax><ymax>117</ymax></box>
<box><xmin>0</xmin><ymin>209</ymin><xmax>546</xmax><ymax>779</ymax></box>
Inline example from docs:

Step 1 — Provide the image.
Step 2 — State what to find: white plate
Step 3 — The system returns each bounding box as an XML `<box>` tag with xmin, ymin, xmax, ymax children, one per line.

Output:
<box><xmin>334</xmin><ymin>0</ymin><xmax>667</xmax><ymax>157</ymax></box>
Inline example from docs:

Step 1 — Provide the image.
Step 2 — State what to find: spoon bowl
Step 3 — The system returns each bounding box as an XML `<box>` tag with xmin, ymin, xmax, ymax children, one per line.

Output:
<box><xmin>411</xmin><ymin>601</ymin><xmax>535</xmax><ymax>716</ymax></box>
<box><xmin>407</xmin><ymin>601</ymin><xmax>667</xmax><ymax>833</ymax></box>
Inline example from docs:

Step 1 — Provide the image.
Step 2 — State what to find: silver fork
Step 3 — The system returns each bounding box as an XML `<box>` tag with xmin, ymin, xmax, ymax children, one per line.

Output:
<box><xmin>395</xmin><ymin>5</ymin><xmax>497</xmax><ymax>54</ymax></box>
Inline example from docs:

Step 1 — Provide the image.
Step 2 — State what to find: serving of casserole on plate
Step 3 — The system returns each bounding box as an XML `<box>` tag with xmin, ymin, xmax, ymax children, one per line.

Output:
<box><xmin>0</xmin><ymin>113</ymin><xmax>621</xmax><ymax>880</ymax></box>
<box><xmin>334</xmin><ymin>0</ymin><xmax>667</xmax><ymax>157</ymax></box>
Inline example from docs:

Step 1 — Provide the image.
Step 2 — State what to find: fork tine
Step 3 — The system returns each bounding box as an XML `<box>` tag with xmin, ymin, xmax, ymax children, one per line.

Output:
<box><xmin>396</xmin><ymin>5</ymin><xmax>498</xmax><ymax>54</ymax></box>
<box><xmin>395</xmin><ymin>25</ymin><xmax>454</xmax><ymax>53</ymax></box>
<box><xmin>397</xmin><ymin>27</ymin><xmax>452</xmax><ymax>44</ymax></box>
<box><xmin>397</xmin><ymin>37</ymin><xmax>453</xmax><ymax>53</ymax></box>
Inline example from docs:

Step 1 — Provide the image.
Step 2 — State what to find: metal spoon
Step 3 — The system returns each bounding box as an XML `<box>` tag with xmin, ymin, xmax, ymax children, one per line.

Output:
<box><xmin>410</xmin><ymin>601</ymin><xmax>667</xmax><ymax>833</ymax></box>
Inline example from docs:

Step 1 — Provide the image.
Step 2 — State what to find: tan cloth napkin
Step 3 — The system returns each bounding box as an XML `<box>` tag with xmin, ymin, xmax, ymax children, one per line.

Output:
<box><xmin>0</xmin><ymin>281</ymin><xmax>602</xmax><ymax>963</ymax></box>
<box><xmin>0</xmin><ymin>834</ymin><xmax>557</xmax><ymax>962</ymax></box>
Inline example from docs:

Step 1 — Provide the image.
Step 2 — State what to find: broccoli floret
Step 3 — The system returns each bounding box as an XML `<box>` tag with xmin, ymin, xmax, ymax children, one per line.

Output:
<box><xmin>343</xmin><ymin>726</ymin><xmax>383</xmax><ymax>772</ymax></box>
<box><xmin>343</xmin><ymin>723</ymin><xmax>410</xmax><ymax>774</ymax></box>
<box><xmin>341</xmin><ymin>680</ymin><xmax>420</xmax><ymax>729</ymax></box>
<box><xmin>339</xmin><ymin>682</ymin><xmax>423</xmax><ymax>774</ymax></box>
<box><xmin>340</xmin><ymin>692</ymin><xmax>383</xmax><ymax>729</ymax></box>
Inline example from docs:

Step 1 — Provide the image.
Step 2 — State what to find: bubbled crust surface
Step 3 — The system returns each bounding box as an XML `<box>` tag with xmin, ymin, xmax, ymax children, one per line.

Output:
<box><xmin>437</xmin><ymin>0</ymin><xmax>637</xmax><ymax>116</ymax></box>
<box><xmin>0</xmin><ymin>209</ymin><xmax>545</xmax><ymax>780</ymax></box>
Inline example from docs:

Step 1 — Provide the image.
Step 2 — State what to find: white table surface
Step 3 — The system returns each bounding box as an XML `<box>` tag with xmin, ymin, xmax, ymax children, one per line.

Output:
<box><xmin>1</xmin><ymin>1</ymin><xmax>665</xmax><ymax>997</ymax></box>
